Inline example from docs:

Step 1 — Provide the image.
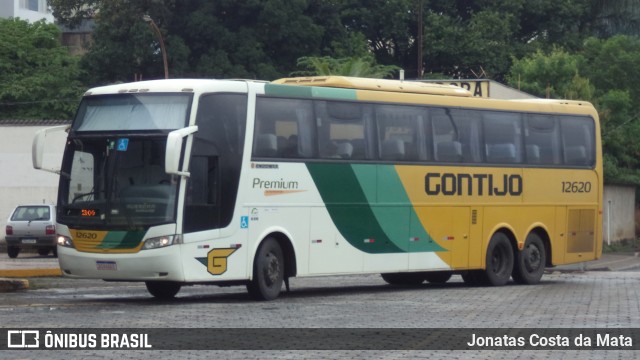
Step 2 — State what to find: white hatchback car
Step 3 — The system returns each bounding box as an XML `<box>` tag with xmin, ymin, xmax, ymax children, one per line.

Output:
<box><xmin>5</xmin><ymin>204</ymin><xmax>57</xmax><ymax>258</ymax></box>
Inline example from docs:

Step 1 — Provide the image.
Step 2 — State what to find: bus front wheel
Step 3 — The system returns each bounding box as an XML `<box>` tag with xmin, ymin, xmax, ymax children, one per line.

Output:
<box><xmin>512</xmin><ymin>233</ymin><xmax>546</xmax><ymax>285</ymax></box>
<box><xmin>247</xmin><ymin>238</ymin><xmax>284</xmax><ymax>301</ymax></box>
<box><xmin>145</xmin><ymin>281</ymin><xmax>181</xmax><ymax>299</ymax></box>
<box><xmin>483</xmin><ymin>232</ymin><xmax>514</xmax><ymax>286</ymax></box>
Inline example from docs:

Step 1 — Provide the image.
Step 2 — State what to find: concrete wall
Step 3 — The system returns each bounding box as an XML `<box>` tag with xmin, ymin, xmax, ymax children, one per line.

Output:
<box><xmin>603</xmin><ymin>184</ymin><xmax>636</xmax><ymax>244</ymax></box>
<box><xmin>0</xmin><ymin>126</ymin><xmax>67</xmax><ymax>240</ymax></box>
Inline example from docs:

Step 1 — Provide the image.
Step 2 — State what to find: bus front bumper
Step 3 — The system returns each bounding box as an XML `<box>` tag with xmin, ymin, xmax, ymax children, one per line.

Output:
<box><xmin>57</xmin><ymin>245</ymin><xmax>185</xmax><ymax>282</ymax></box>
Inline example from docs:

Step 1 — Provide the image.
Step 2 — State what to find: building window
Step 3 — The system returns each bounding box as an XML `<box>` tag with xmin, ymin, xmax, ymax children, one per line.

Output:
<box><xmin>20</xmin><ymin>0</ymin><xmax>43</xmax><ymax>12</ymax></box>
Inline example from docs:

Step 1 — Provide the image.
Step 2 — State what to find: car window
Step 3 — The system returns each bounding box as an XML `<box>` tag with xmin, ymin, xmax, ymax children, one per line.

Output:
<box><xmin>11</xmin><ymin>206</ymin><xmax>51</xmax><ymax>221</ymax></box>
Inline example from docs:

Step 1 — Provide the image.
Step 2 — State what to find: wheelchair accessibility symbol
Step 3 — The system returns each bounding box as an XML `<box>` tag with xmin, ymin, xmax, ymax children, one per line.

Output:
<box><xmin>116</xmin><ymin>138</ymin><xmax>129</xmax><ymax>151</ymax></box>
<box><xmin>240</xmin><ymin>216</ymin><xmax>249</xmax><ymax>229</ymax></box>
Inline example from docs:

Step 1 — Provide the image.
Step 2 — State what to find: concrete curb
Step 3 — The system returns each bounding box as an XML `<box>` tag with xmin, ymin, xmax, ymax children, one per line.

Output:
<box><xmin>0</xmin><ymin>278</ymin><xmax>29</xmax><ymax>291</ymax></box>
<box><xmin>0</xmin><ymin>268</ymin><xmax>60</xmax><ymax>293</ymax></box>
<box><xmin>0</xmin><ymin>268</ymin><xmax>62</xmax><ymax>278</ymax></box>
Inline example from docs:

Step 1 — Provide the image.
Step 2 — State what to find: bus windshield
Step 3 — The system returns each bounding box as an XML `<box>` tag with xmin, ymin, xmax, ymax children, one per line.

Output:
<box><xmin>57</xmin><ymin>136</ymin><xmax>178</xmax><ymax>229</ymax></box>
<box><xmin>73</xmin><ymin>93</ymin><xmax>191</xmax><ymax>132</ymax></box>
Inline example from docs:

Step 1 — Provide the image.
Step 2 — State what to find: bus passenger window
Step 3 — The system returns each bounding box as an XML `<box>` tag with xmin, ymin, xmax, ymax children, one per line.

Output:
<box><xmin>561</xmin><ymin>116</ymin><xmax>595</xmax><ymax>166</ymax></box>
<box><xmin>483</xmin><ymin>112</ymin><xmax>522</xmax><ymax>164</ymax></box>
<box><xmin>432</xmin><ymin>108</ymin><xmax>481</xmax><ymax>163</ymax></box>
<box><xmin>375</xmin><ymin>104</ymin><xmax>427</xmax><ymax>161</ymax></box>
<box><xmin>315</xmin><ymin>101</ymin><xmax>369</xmax><ymax>160</ymax></box>
<box><xmin>524</xmin><ymin>115</ymin><xmax>561</xmax><ymax>165</ymax></box>
<box><xmin>254</xmin><ymin>97</ymin><xmax>315</xmax><ymax>158</ymax></box>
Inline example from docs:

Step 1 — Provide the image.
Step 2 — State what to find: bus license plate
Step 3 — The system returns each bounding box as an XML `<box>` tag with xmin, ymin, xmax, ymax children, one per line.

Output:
<box><xmin>96</xmin><ymin>261</ymin><xmax>117</xmax><ymax>271</ymax></box>
<box><xmin>21</xmin><ymin>239</ymin><xmax>36</xmax><ymax>244</ymax></box>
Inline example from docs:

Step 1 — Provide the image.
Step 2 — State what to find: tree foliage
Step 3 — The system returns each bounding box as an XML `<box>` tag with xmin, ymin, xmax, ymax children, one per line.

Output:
<box><xmin>508</xmin><ymin>36</ymin><xmax>640</xmax><ymax>185</ymax></box>
<box><xmin>293</xmin><ymin>56</ymin><xmax>400</xmax><ymax>78</ymax></box>
<box><xmin>0</xmin><ymin>18</ymin><xmax>84</xmax><ymax>119</ymax></box>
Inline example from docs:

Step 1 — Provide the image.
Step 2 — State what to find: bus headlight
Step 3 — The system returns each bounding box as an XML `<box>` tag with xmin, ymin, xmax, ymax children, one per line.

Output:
<box><xmin>142</xmin><ymin>235</ymin><xmax>182</xmax><ymax>250</ymax></box>
<box><xmin>57</xmin><ymin>235</ymin><xmax>74</xmax><ymax>248</ymax></box>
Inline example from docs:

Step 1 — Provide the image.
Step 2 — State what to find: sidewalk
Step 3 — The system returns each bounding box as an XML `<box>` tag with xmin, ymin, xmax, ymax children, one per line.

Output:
<box><xmin>0</xmin><ymin>254</ymin><xmax>61</xmax><ymax>291</ymax></box>
<box><xmin>551</xmin><ymin>252</ymin><xmax>640</xmax><ymax>272</ymax></box>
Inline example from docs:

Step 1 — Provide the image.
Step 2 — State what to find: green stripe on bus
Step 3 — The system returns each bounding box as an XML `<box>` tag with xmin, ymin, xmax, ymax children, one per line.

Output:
<box><xmin>97</xmin><ymin>230</ymin><xmax>146</xmax><ymax>249</ymax></box>
<box><xmin>264</xmin><ymin>83</ymin><xmax>357</xmax><ymax>100</ymax></box>
<box><xmin>306</xmin><ymin>163</ymin><xmax>444</xmax><ymax>254</ymax></box>
<box><xmin>306</xmin><ymin>163</ymin><xmax>402</xmax><ymax>253</ymax></box>
<box><xmin>353</xmin><ymin>165</ymin><xmax>444</xmax><ymax>252</ymax></box>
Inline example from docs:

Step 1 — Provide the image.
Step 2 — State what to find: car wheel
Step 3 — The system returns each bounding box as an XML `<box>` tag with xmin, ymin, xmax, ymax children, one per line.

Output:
<box><xmin>37</xmin><ymin>248</ymin><xmax>50</xmax><ymax>256</ymax></box>
<box><xmin>7</xmin><ymin>246</ymin><xmax>20</xmax><ymax>259</ymax></box>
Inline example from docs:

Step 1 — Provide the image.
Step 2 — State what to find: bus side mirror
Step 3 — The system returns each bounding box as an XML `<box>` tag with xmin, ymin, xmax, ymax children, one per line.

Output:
<box><xmin>32</xmin><ymin>125</ymin><xmax>70</xmax><ymax>174</ymax></box>
<box><xmin>165</xmin><ymin>125</ymin><xmax>198</xmax><ymax>177</ymax></box>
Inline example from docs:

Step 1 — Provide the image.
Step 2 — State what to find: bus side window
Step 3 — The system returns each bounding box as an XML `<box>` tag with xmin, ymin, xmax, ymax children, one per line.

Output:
<box><xmin>561</xmin><ymin>116</ymin><xmax>595</xmax><ymax>166</ymax></box>
<box><xmin>432</xmin><ymin>108</ymin><xmax>481</xmax><ymax>163</ymax></box>
<box><xmin>524</xmin><ymin>115</ymin><xmax>561</xmax><ymax>165</ymax></box>
<box><xmin>483</xmin><ymin>112</ymin><xmax>522</xmax><ymax>164</ymax></box>
<box><xmin>315</xmin><ymin>101</ymin><xmax>370</xmax><ymax>160</ymax></box>
<box><xmin>375</xmin><ymin>104</ymin><xmax>427</xmax><ymax>161</ymax></box>
<box><xmin>254</xmin><ymin>97</ymin><xmax>315</xmax><ymax>159</ymax></box>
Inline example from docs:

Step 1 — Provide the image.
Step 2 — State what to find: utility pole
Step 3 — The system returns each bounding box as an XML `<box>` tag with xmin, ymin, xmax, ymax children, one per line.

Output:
<box><xmin>417</xmin><ymin>0</ymin><xmax>424</xmax><ymax>79</ymax></box>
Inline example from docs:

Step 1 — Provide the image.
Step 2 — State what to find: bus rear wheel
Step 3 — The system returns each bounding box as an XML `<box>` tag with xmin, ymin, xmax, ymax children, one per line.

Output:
<box><xmin>483</xmin><ymin>232</ymin><xmax>514</xmax><ymax>286</ymax></box>
<box><xmin>247</xmin><ymin>238</ymin><xmax>284</xmax><ymax>301</ymax></box>
<box><xmin>145</xmin><ymin>281</ymin><xmax>181</xmax><ymax>299</ymax></box>
<box><xmin>512</xmin><ymin>233</ymin><xmax>546</xmax><ymax>285</ymax></box>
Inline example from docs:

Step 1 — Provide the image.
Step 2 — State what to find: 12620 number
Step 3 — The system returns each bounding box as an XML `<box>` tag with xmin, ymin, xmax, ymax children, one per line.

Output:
<box><xmin>561</xmin><ymin>181</ymin><xmax>592</xmax><ymax>193</ymax></box>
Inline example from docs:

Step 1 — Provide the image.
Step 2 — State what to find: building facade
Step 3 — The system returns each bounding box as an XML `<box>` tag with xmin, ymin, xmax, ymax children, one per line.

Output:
<box><xmin>0</xmin><ymin>0</ymin><xmax>54</xmax><ymax>23</ymax></box>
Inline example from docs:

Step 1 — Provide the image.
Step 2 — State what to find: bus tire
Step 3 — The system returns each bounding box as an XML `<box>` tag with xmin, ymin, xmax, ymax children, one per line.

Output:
<box><xmin>483</xmin><ymin>232</ymin><xmax>514</xmax><ymax>286</ymax></box>
<box><xmin>381</xmin><ymin>272</ymin><xmax>425</xmax><ymax>285</ymax></box>
<box><xmin>145</xmin><ymin>281</ymin><xmax>181</xmax><ymax>299</ymax></box>
<box><xmin>424</xmin><ymin>271</ymin><xmax>453</xmax><ymax>284</ymax></box>
<box><xmin>247</xmin><ymin>238</ymin><xmax>284</xmax><ymax>301</ymax></box>
<box><xmin>512</xmin><ymin>233</ymin><xmax>546</xmax><ymax>285</ymax></box>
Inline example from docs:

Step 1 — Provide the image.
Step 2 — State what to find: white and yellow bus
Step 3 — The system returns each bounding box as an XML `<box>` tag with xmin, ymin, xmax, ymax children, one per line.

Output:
<box><xmin>33</xmin><ymin>76</ymin><xmax>602</xmax><ymax>300</ymax></box>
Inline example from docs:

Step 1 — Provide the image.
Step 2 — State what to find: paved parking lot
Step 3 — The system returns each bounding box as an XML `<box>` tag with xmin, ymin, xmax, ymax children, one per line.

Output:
<box><xmin>1</xmin><ymin>264</ymin><xmax>639</xmax><ymax>359</ymax></box>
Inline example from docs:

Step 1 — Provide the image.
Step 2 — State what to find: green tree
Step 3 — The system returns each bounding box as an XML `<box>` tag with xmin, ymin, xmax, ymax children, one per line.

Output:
<box><xmin>51</xmin><ymin>0</ymin><xmax>364</xmax><ymax>83</ymax></box>
<box><xmin>0</xmin><ymin>18</ymin><xmax>84</xmax><ymax>119</ymax></box>
<box><xmin>293</xmin><ymin>55</ymin><xmax>400</xmax><ymax>78</ymax></box>
<box><xmin>506</xmin><ymin>48</ymin><xmax>593</xmax><ymax>100</ymax></box>
<box><xmin>507</xmin><ymin>36</ymin><xmax>640</xmax><ymax>185</ymax></box>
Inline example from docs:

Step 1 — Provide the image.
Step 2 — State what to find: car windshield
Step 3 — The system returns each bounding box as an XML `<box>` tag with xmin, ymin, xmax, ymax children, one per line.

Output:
<box><xmin>12</xmin><ymin>206</ymin><xmax>50</xmax><ymax>221</ymax></box>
